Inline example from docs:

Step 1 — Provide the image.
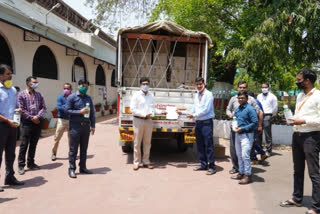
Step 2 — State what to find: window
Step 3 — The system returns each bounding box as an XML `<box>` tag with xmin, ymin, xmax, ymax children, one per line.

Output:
<box><xmin>95</xmin><ymin>65</ymin><xmax>105</xmax><ymax>86</ymax></box>
<box><xmin>0</xmin><ymin>35</ymin><xmax>12</xmax><ymax>68</ymax></box>
<box><xmin>72</xmin><ymin>57</ymin><xmax>86</xmax><ymax>82</ymax></box>
<box><xmin>33</xmin><ymin>45</ymin><xmax>57</xmax><ymax>79</ymax></box>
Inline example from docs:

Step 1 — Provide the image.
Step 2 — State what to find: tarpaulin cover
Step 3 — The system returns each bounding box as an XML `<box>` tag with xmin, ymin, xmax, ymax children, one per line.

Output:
<box><xmin>119</xmin><ymin>20</ymin><xmax>212</xmax><ymax>47</ymax></box>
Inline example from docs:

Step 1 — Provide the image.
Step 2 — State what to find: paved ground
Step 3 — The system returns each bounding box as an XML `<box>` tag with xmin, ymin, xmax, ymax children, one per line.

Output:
<box><xmin>0</xmin><ymin>116</ymin><xmax>313</xmax><ymax>214</ymax></box>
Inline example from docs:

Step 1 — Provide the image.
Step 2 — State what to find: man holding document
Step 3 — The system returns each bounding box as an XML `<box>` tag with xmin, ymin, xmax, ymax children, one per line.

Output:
<box><xmin>177</xmin><ymin>77</ymin><xmax>216</xmax><ymax>175</ymax></box>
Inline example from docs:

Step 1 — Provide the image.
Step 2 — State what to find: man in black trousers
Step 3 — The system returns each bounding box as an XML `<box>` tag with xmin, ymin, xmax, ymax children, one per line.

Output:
<box><xmin>0</xmin><ymin>64</ymin><xmax>24</xmax><ymax>191</ymax></box>
<box><xmin>65</xmin><ymin>79</ymin><xmax>95</xmax><ymax>178</ymax></box>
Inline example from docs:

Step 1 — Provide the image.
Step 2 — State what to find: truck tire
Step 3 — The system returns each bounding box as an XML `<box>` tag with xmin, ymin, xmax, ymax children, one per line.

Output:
<box><xmin>122</xmin><ymin>143</ymin><xmax>132</xmax><ymax>153</ymax></box>
<box><xmin>177</xmin><ymin>135</ymin><xmax>188</xmax><ymax>152</ymax></box>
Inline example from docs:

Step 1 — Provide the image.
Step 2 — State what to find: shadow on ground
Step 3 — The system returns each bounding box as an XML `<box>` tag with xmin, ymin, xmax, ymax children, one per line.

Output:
<box><xmin>0</xmin><ymin>197</ymin><xmax>17</xmax><ymax>204</ymax></box>
<box><xmin>124</xmin><ymin>139</ymin><xmax>230</xmax><ymax>170</ymax></box>
<box><xmin>4</xmin><ymin>176</ymin><xmax>47</xmax><ymax>190</ymax></box>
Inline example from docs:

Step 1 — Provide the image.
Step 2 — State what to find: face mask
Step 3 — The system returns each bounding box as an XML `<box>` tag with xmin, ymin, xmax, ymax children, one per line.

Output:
<box><xmin>296</xmin><ymin>81</ymin><xmax>304</xmax><ymax>90</ymax></box>
<box><xmin>79</xmin><ymin>86</ymin><xmax>88</xmax><ymax>95</ymax></box>
<box><xmin>63</xmin><ymin>89</ymin><xmax>71</xmax><ymax>95</ymax></box>
<box><xmin>261</xmin><ymin>88</ymin><xmax>269</xmax><ymax>94</ymax></box>
<box><xmin>31</xmin><ymin>83</ymin><xmax>39</xmax><ymax>89</ymax></box>
<box><xmin>141</xmin><ymin>85</ymin><xmax>149</xmax><ymax>92</ymax></box>
<box><xmin>3</xmin><ymin>80</ymin><xmax>12</xmax><ymax>88</ymax></box>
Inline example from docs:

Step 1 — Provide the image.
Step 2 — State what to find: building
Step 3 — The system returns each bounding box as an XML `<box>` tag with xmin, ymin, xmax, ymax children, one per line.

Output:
<box><xmin>0</xmin><ymin>0</ymin><xmax>117</xmax><ymax>118</ymax></box>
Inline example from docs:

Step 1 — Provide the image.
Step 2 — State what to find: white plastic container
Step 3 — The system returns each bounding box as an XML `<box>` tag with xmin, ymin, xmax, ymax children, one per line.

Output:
<box><xmin>283</xmin><ymin>105</ymin><xmax>293</xmax><ymax>124</ymax></box>
<box><xmin>232</xmin><ymin>116</ymin><xmax>238</xmax><ymax>132</ymax></box>
<box><xmin>84</xmin><ymin>102</ymin><xmax>90</xmax><ymax>118</ymax></box>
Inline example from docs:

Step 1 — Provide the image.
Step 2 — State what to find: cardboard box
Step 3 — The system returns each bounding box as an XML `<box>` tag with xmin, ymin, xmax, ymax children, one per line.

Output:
<box><xmin>123</xmin><ymin>78</ymin><xmax>139</xmax><ymax>87</ymax></box>
<box><xmin>134</xmin><ymin>53</ymin><xmax>152</xmax><ymax>65</ymax></box>
<box><xmin>123</xmin><ymin>39</ymin><xmax>152</xmax><ymax>52</ymax></box>
<box><xmin>172</xmin><ymin>57</ymin><xmax>186</xmax><ymax>70</ymax></box>
<box><xmin>186</xmin><ymin>57</ymin><xmax>200</xmax><ymax>70</ymax></box>
<box><xmin>122</xmin><ymin>64</ymin><xmax>138</xmax><ymax>78</ymax></box>
<box><xmin>187</xmin><ymin>44</ymin><xmax>200</xmax><ymax>57</ymax></box>
<box><xmin>153</xmin><ymin>53</ymin><xmax>168</xmax><ymax>66</ymax></box>
<box><xmin>185</xmin><ymin>69</ymin><xmax>197</xmax><ymax>82</ymax></box>
<box><xmin>156</xmin><ymin>40</ymin><xmax>171</xmax><ymax>53</ymax></box>
<box><xmin>171</xmin><ymin>69</ymin><xmax>186</xmax><ymax>83</ymax></box>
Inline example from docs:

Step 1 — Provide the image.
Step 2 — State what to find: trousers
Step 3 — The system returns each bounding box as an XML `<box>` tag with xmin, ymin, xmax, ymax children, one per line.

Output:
<box><xmin>195</xmin><ymin>119</ymin><xmax>215</xmax><ymax>169</ymax></box>
<box><xmin>133</xmin><ymin>117</ymin><xmax>152</xmax><ymax>165</ymax></box>
<box><xmin>292</xmin><ymin>132</ymin><xmax>320</xmax><ymax>213</ymax></box>
<box><xmin>18</xmin><ymin>121</ymin><xmax>41</xmax><ymax>167</ymax></box>
<box><xmin>0</xmin><ymin>123</ymin><xmax>17</xmax><ymax>178</ymax></box>
<box><xmin>69</xmin><ymin>122</ymin><xmax>90</xmax><ymax>170</ymax></box>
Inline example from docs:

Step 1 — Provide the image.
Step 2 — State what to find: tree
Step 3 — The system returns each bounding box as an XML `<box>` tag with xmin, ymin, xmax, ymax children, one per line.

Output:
<box><xmin>84</xmin><ymin>0</ymin><xmax>158</xmax><ymax>33</ymax></box>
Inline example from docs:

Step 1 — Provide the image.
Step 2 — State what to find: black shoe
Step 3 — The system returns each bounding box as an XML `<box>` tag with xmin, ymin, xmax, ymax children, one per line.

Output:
<box><xmin>206</xmin><ymin>168</ymin><xmax>217</xmax><ymax>175</ymax></box>
<box><xmin>5</xmin><ymin>177</ymin><xmax>24</xmax><ymax>186</ymax></box>
<box><xmin>0</xmin><ymin>186</ymin><xmax>3</xmax><ymax>192</ymax></box>
<box><xmin>229</xmin><ymin>168</ymin><xmax>238</xmax><ymax>174</ymax></box>
<box><xmin>18</xmin><ymin>167</ymin><xmax>25</xmax><ymax>175</ymax></box>
<box><xmin>193</xmin><ymin>166</ymin><xmax>207</xmax><ymax>171</ymax></box>
<box><xmin>27</xmin><ymin>164</ymin><xmax>40</xmax><ymax>170</ymax></box>
<box><xmin>80</xmin><ymin>168</ymin><xmax>93</xmax><ymax>174</ymax></box>
<box><xmin>68</xmin><ymin>169</ymin><xmax>77</xmax><ymax>178</ymax></box>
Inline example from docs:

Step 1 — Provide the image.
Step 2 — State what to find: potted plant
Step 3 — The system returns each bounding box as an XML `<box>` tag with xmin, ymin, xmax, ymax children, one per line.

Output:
<box><xmin>51</xmin><ymin>107</ymin><xmax>58</xmax><ymax>118</ymax></box>
<box><xmin>41</xmin><ymin>118</ymin><xmax>49</xmax><ymax>130</ymax></box>
<box><xmin>94</xmin><ymin>103</ymin><xmax>102</xmax><ymax>112</ymax></box>
<box><xmin>112</xmin><ymin>101</ymin><xmax>117</xmax><ymax>110</ymax></box>
<box><xmin>104</xmin><ymin>100</ymin><xmax>109</xmax><ymax>110</ymax></box>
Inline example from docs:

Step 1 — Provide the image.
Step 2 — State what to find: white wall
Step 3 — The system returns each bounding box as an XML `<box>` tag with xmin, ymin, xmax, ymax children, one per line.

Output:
<box><xmin>0</xmin><ymin>21</ymin><xmax>117</xmax><ymax>119</ymax></box>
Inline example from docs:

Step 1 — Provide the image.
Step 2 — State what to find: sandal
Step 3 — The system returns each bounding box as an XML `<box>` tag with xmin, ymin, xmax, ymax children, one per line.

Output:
<box><xmin>280</xmin><ymin>199</ymin><xmax>302</xmax><ymax>207</ymax></box>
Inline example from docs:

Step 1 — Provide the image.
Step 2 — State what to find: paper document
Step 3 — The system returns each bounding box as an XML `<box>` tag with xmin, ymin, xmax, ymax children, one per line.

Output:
<box><xmin>166</xmin><ymin>106</ymin><xmax>178</xmax><ymax>120</ymax></box>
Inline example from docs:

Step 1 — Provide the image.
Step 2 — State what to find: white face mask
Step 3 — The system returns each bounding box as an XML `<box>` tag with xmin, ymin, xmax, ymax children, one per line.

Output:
<box><xmin>141</xmin><ymin>85</ymin><xmax>149</xmax><ymax>92</ymax></box>
<box><xmin>31</xmin><ymin>83</ymin><xmax>39</xmax><ymax>89</ymax></box>
<box><xmin>261</xmin><ymin>88</ymin><xmax>269</xmax><ymax>94</ymax></box>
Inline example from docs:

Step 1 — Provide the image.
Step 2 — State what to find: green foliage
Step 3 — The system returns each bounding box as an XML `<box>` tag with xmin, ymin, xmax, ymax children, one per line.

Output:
<box><xmin>86</xmin><ymin>0</ymin><xmax>320</xmax><ymax>87</ymax></box>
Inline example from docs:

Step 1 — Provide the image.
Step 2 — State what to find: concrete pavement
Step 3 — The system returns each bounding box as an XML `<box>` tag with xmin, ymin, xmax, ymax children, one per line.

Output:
<box><xmin>0</xmin><ymin>116</ymin><xmax>313</xmax><ymax>213</ymax></box>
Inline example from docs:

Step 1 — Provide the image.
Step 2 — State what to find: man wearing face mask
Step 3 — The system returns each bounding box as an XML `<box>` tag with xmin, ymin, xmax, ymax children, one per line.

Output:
<box><xmin>226</xmin><ymin>81</ymin><xmax>261</xmax><ymax>174</ymax></box>
<box><xmin>130</xmin><ymin>77</ymin><xmax>163</xmax><ymax>171</ymax></box>
<box><xmin>17</xmin><ymin>76</ymin><xmax>46</xmax><ymax>175</ymax></box>
<box><xmin>280</xmin><ymin>69</ymin><xmax>320</xmax><ymax>214</ymax></box>
<box><xmin>51</xmin><ymin>83</ymin><xmax>72</xmax><ymax>161</ymax></box>
<box><xmin>0</xmin><ymin>64</ymin><xmax>24</xmax><ymax>191</ymax></box>
<box><xmin>65</xmin><ymin>79</ymin><xmax>95</xmax><ymax>178</ymax></box>
<box><xmin>178</xmin><ymin>77</ymin><xmax>216</xmax><ymax>175</ymax></box>
<box><xmin>257</xmin><ymin>83</ymin><xmax>278</xmax><ymax>156</ymax></box>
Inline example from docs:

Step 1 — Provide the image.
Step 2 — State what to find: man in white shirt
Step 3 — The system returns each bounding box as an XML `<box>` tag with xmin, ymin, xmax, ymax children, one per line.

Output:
<box><xmin>130</xmin><ymin>77</ymin><xmax>161</xmax><ymax>171</ymax></box>
<box><xmin>257</xmin><ymin>83</ymin><xmax>278</xmax><ymax>156</ymax></box>
<box><xmin>280</xmin><ymin>69</ymin><xmax>320</xmax><ymax>214</ymax></box>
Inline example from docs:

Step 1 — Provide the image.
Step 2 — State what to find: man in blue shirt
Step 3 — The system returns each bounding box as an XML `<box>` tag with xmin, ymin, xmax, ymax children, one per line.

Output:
<box><xmin>232</xmin><ymin>91</ymin><xmax>258</xmax><ymax>184</ymax></box>
<box><xmin>51</xmin><ymin>83</ymin><xmax>72</xmax><ymax>161</ymax></box>
<box><xmin>179</xmin><ymin>77</ymin><xmax>216</xmax><ymax>175</ymax></box>
<box><xmin>0</xmin><ymin>64</ymin><xmax>24</xmax><ymax>191</ymax></box>
<box><xmin>65</xmin><ymin>79</ymin><xmax>95</xmax><ymax>178</ymax></box>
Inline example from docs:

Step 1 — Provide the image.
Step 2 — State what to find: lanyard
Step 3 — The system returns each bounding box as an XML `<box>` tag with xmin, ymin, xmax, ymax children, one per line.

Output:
<box><xmin>26</xmin><ymin>89</ymin><xmax>35</xmax><ymax>104</ymax></box>
<box><xmin>297</xmin><ymin>88</ymin><xmax>316</xmax><ymax>112</ymax></box>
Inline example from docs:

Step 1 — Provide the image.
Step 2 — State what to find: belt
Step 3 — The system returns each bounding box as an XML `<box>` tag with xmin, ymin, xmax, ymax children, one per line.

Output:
<box><xmin>80</xmin><ymin>121</ymin><xmax>90</xmax><ymax>126</ymax></box>
<box><xmin>264</xmin><ymin>114</ymin><xmax>273</xmax><ymax>116</ymax></box>
<box><xmin>196</xmin><ymin>118</ymin><xmax>213</xmax><ymax>123</ymax></box>
<box><xmin>134</xmin><ymin>116</ymin><xmax>147</xmax><ymax>120</ymax></box>
<box><xmin>294</xmin><ymin>131</ymin><xmax>320</xmax><ymax>137</ymax></box>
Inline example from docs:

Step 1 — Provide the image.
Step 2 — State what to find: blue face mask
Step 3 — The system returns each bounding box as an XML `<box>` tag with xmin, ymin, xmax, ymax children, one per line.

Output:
<box><xmin>141</xmin><ymin>85</ymin><xmax>149</xmax><ymax>92</ymax></box>
<box><xmin>31</xmin><ymin>83</ymin><xmax>39</xmax><ymax>89</ymax></box>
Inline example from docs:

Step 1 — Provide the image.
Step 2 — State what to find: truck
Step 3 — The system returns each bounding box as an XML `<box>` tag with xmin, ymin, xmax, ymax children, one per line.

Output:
<box><xmin>116</xmin><ymin>20</ymin><xmax>212</xmax><ymax>153</ymax></box>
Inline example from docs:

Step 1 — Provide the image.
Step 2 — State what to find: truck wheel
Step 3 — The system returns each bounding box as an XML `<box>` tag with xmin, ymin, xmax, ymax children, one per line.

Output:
<box><xmin>177</xmin><ymin>135</ymin><xmax>188</xmax><ymax>152</ymax></box>
<box><xmin>122</xmin><ymin>143</ymin><xmax>132</xmax><ymax>153</ymax></box>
